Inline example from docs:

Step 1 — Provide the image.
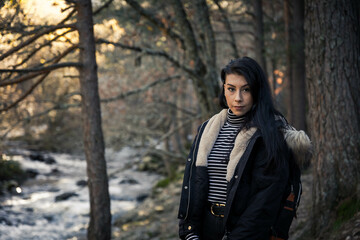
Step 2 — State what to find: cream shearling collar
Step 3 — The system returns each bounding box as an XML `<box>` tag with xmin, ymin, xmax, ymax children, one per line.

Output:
<box><xmin>195</xmin><ymin>109</ymin><xmax>257</xmax><ymax>181</ymax></box>
<box><xmin>195</xmin><ymin>109</ymin><xmax>312</xmax><ymax>182</ymax></box>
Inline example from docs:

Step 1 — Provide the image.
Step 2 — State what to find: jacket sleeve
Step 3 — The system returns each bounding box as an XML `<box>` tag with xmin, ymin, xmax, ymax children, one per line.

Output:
<box><xmin>227</xmin><ymin>140</ymin><xmax>289</xmax><ymax>239</ymax></box>
<box><xmin>178</xmin><ymin>123</ymin><xmax>206</xmax><ymax>239</ymax></box>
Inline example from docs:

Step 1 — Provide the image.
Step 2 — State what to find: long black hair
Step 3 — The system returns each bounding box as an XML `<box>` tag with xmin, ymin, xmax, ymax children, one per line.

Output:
<box><xmin>219</xmin><ymin>57</ymin><xmax>287</xmax><ymax>169</ymax></box>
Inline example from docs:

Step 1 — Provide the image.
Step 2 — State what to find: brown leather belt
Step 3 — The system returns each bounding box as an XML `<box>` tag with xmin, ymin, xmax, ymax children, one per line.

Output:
<box><xmin>207</xmin><ymin>202</ymin><xmax>225</xmax><ymax>218</ymax></box>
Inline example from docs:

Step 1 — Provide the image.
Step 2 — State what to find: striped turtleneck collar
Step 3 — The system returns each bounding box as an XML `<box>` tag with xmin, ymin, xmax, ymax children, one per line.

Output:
<box><xmin>227</xmin><ymin>109</ymin><xmax>246</xmax><ymax>126</ymax></box>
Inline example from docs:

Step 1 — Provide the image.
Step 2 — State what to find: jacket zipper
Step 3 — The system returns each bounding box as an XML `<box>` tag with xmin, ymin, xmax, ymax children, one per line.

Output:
<box><xmin>184</xmin><ymin>122</ymin><xmax>205</xmax><ymax>220</ymax></box>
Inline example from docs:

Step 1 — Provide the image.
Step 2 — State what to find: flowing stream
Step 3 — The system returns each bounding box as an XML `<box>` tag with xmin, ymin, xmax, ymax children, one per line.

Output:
<box><xmin>0</xmin><ymin>147</ymin><xmax>160</xmax><ymax>240</ymax></box>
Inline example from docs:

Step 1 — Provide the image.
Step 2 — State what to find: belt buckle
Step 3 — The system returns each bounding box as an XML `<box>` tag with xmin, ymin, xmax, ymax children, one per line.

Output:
<box><xmin>210</xmin><ymin>203</ymin><xmax>225</xmax><ymax>218</ymax></box>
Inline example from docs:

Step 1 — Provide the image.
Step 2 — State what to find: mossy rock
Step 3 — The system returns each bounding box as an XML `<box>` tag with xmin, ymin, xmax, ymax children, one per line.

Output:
<box><xmin>0</xmin><ymin>159</ymin><xmax>26</xmax><ymax>182</ymax></box>
<box><xmin>138</xmin><ymin>154</ymin><xmax>166</xmax><ymax>175</ymax></box>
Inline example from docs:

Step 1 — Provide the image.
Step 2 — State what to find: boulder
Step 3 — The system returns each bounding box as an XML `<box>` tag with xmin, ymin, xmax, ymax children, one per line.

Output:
<box><xmin>136</xmin><ymin>193</ymin><xmax>148</xmax><ymax>202</ymax></box>
<box><xmin>25</xmin><ymin>169</ymin><xmax>39</xmax><ymax>178</ymax></box>
<box><xmin>29</xmin><ymin>153</ymin><xmax>56</xmax><ymax>165</ymax></box>
<box><xmin>76</xmin><ymin>180</ymin><xmax>88</xmax><ymax>187</ymax></box>
<box><xmin>55</xmin><ymin>192</ymin><xmax>78</xmax><ymax>202</ymax></box>
<box><xmin>29</xmin><ymin>153</ymin><xmax>45</xmax><ymax>162</ymax></box>
<box><xmin>44</xmin><ymin>156</ymin><xmax>56</xmax><ymax>164</ymax></box>
<box><xmin>119</xmin><ymin>178</ymin><xmax>139</xmax><ymax>185</ymax></box>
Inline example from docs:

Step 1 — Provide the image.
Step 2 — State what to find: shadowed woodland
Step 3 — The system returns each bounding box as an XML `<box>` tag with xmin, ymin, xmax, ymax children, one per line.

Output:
<box><xmin>0</xmin><ymin>0</ymin><xmax>359</xmax><ymax>239</ymax></box>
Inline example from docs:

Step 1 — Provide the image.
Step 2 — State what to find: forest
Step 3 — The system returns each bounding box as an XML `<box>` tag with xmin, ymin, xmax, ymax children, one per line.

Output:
<box><xmin>0</xmin><ymin>0</ymin><xmax>359</xmax><ymax>239</ymax></box>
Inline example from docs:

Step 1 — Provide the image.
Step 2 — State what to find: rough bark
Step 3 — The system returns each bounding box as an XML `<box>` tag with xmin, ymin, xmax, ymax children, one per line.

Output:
<box><xmin>193</xmin><ymin>0</ymin><xmax>216</xmax><ymax>67</ymax></box>
<box><xmin>169</xmin><ymin>0</ymin><xmax>220</xmax><ymax>118</ymax></box>
<box><xmin>75</xmin><ymin>0</ymin><xmax>111</xmax><ymax>239</ymax></box>
<box><xmin>305</xmin><ymin>0</ymin><xmax>360</xmax><ymax>235</ymax></box>
<box><xmin>284</xmin><ymin>0</ymin><xmax>306</xmax><ymax>130</ymax></box>
<box><xmin>213</xmin><ymin>0</ymin><xmax>239</xmax><ymax>59</ymax></box>
<box><xmin>192</xmin><ymin>0</ymin><xmax>219</xmax><ymax>117</ymax></box>
<box><xmin>252</xmin><ymin>0</ymin><xmax>267</xmax><ymax>73</ymax></box>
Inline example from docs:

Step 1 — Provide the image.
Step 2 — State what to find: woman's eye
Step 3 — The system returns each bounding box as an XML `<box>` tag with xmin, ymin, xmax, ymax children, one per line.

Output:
<box><xmin>242</xmin><ymin>88</ymin><xmax>250</xmax><ymax>92</ymax></box>
<box><xmin>227</xmin><ymin>88</ymin><xmax>235</xmax><ymax>92</ymax></box>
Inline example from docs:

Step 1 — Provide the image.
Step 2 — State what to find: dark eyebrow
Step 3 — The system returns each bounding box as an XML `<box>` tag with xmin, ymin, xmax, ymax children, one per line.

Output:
<box><xmin>225</xmin><ymin>83</ymin><xmax>250</xmax><ymax>88</ymax></box>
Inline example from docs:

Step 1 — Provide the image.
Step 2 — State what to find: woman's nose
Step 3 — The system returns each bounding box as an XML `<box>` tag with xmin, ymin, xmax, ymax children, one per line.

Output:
<box><xmin>235</xmin><ymin>91</ymin><xmax>242</xmax><ymax>102</ymax></box>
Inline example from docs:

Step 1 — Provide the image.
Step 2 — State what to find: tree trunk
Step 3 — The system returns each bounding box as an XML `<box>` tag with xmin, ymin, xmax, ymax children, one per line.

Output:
<box><xmin>253</xmin><ymin>0</ymin><xmax>267</xmax><ymax>74</ymax></box>
<box><xmin>171</xmin><ymin>0</ymin><xmax>220</xmax><ymax>118</ymax></box>
<box><xmin>284</xmin><ymin>0</ymin><xmax>306</xmax><ymax>130</ymax></box>
<box><xmin>305</xmin><ymin>0</ymin><xmax>360</xmax><ymax>235</ymax></box>
<box><xmin>75</xmin><ymin>0</ymin><xmax>111</xmax><ymax>239</ymax></box>
<box><xmin>284</xmin><ymin>0</ymin><xmax>293</xmax><ymax>123</ymax></box>
<box><xmin>213</xmin><ymin>0</ymin><xmax>239</xmax><ymax>59</ymax></box>
<box><xmin>192</xmin><ymin>0</ymin><xmax>219</xmax><ymax>117</ymax></box>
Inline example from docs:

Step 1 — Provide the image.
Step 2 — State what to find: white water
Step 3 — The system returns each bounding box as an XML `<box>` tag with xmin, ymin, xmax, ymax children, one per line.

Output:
<box><xmin>0</xmin><ymin>147</ymin><xmax>160</xmax><ymax>240</ymax></box>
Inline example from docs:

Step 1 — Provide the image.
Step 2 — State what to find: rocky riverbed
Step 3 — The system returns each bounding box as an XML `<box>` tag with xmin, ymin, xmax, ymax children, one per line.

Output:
<box><xmin>113</xmin><ymin>169</ymin><xmax>360</xmax><ymax>240</ymax></box>
<box><xmin>0</xmin><ymin>147</ymin><xmax>160</xmax><ymax>240</ymax></box>
<box><xmin>2</xmin><ymin>145</ymin><xmax>358</xmax><ymax>240</ymax></box>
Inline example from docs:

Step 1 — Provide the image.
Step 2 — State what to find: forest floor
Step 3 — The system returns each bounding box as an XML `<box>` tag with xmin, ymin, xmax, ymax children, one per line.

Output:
<box><xmin>112</xmin><ymin>169</ymin><xmax>360</xmax><ymax>240</ymax></box>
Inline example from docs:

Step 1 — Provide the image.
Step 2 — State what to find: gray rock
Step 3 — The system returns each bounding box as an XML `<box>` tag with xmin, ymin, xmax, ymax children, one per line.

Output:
<box><xmin>76</xmin><ymin>180</ymin><xmax>88</xmax><ymax>187</ymax></box>
<box><xmin>119</xmin><ymin>178</ymin><xmax>139</xmax><ymax>185</ymax></box>
<box><xmin>55</xmin><ymin>192</ymin><xmax>78</xmax><ymax>202</ymax></box>
<box><xmin>25</xmin><ymin>169</ymin><xmax>39</xmax><ymax>178</ymax></box>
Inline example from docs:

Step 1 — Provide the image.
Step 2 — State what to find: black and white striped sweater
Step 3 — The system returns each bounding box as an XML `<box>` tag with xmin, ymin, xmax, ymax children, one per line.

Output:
<box><xmin>186</xmin><ymin>109</ymin><xmax>244</xmax><ymax>240</ymax></box>
<box><xmin>207</xmin><ymin>109</ymin><xmax>245</xmax><ymax>204</ymax></box>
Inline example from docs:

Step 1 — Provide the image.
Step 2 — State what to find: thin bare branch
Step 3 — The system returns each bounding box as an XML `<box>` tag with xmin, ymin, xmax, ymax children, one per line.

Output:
<box><xmin>124</xmin><ymin>0</ymin><xmax>184</xmax><ymax>48</ymax></box>
<box><xmin>93</xmin><ymin>0</ymin><xmax>114</xmax><ymax>15</ymax></box>
<box><xmin>245</xmin><ymin>10</ymin><xmax>256</xmax><ymax>19</ymax></box>
<box><xmin>11</xmin><ymin>29</ymin><xmax>76</xmax><ymax>69</ymax></box>
<box><xmin>0</xmin><ymin>62</ymin><xmax>81</xmax><ymax>73</ymax></box>
<box><xmin>0</xmin><ymin>24</ymin><xmax>75</xmax><ymax>62</ymax></box>
<box><xmin>0</xmin><ymin>45</ymin><xmax>79</xmax><ymax>87</ymax></box>
<box><xmin>60</xmin><ymin>9</ymin><xmax>76</xmax><ymax>24</ymax></box>
<box><xmin>0</xmin><ymin>75</ymin><xmax>46</xmax><ymax>113</ymax></box>
<box><xmin>96</xmin><ymin>39</ymin><xmax>196</xmax><ymax>76</ymax></box>
<box><xmin>1</xmin><ymin>102</ymin><xmax>80</xmax><ymax>139</ymax></box>
<box><xmin>142</xmin><ymin>113</ymin><xmax>201</xmax><ymax>156</ymax></box>
<box><xmin>63</xmin><ymin>75</ymin><xmax>80</xmax><ymax>79</ymax></box>
<box><xmin>0</xmin><ymin>45</ymin><xmax>78</xmax><ymax>112</ymax></box>
<box><xmin>156</xmin><ymin>100</ymin><xmax>197</xmax><ymax>116</ymax></box>
<box><xmin>0</xmin><ymin>72</ymin><xmax>41</xmax><ymax>87</ymax></box>
<box><xmin>214</xmin><ymin>30</ymin><xmax>254</xmax><ymax>36</ymax></box>
<box><xmin>101</xmin><ymin>75</ymin><xmax>181</xmax><ymax>103</ymax></box>
<box><xmin>11</xmin><ymin>8</ymin><xmax>75</xmax><ymax>39</ymax></box>
<box><xmin>61</xmin><ymin>5</ymin><xmax>74</xmax><ymax>13</ymax></box>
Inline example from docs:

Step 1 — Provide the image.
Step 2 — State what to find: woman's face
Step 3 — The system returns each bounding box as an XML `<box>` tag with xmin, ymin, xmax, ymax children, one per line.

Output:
<box><xmin>224</xmin><ymin>74</ymin><xmax>253</xmax><ymax>116</ymax></box>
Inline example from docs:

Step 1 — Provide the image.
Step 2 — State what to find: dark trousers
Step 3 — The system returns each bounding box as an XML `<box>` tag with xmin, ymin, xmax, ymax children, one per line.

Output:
<box><xmin>201</xmin><ymin>208</ymin><xmax>225</xmax><ymax>240</ymax></box>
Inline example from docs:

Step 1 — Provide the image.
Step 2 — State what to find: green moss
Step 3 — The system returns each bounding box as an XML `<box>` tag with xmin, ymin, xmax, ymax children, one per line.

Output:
<box><xmin>333</xmin><ymin>196</ymin><xmax>360</xmax><ymax>230</ymax></box>
<box><xmin>0</xmin><ymin>159</ymin><xmax>26</xmax><ymax>182</ymax></box>
<box><xmin>155</xmin><ymin>177</ymin><xmax>171</xmax><ymax>188</ymax></box>
<box><xmin>155</xmin><ymin>171</ymin><xmax>183</xmax><ymax>189</ymax></box>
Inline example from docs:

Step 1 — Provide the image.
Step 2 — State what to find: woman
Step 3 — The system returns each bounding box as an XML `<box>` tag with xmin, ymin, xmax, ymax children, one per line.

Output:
<box><xmin>178</xmin><ymin>57</ymin><xmax>312</xmax><ymax>240</ymax></box>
